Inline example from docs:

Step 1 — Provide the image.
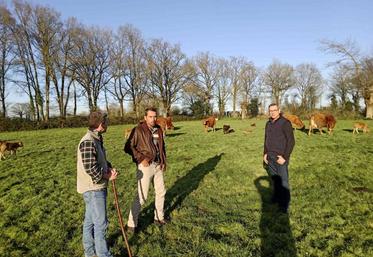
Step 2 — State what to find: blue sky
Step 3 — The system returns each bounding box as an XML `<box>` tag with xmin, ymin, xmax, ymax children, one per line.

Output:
<box><xmin>28</xmin><ymin>0</ymin><xmax>373</xmax><ymax>69</ymax></box>
<box><xmin>7</xmin><ymin>0</ymin><xmax>373</xmax><ymax>110</ymax></box>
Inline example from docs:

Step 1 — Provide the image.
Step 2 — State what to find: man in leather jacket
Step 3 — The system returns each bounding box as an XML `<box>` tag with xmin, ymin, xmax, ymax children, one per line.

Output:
<box><xmin>124</xmin><ymin>107</ymin><xmax>168</xmax><ymax>231</ymax></box>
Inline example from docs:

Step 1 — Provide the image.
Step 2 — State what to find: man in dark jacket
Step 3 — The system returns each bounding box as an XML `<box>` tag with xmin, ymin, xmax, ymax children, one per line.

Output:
<box><xmin>124</xmin><ymin>107</ymin><xmax>167</xmax><ymax>231</ymax></box>
<box><xmin>263</xmin><ymin>103</ymin><xmax>295</xmax><ymax>213</ymax></box>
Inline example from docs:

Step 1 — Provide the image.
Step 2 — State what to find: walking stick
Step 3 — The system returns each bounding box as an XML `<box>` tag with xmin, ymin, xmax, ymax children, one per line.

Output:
<box><xmin>111</xmin><ymin>179</ymin><xmax>133</xmax><ymax>257</ymax></box>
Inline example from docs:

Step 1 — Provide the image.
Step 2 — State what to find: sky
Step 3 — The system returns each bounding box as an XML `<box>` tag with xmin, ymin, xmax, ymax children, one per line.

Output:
<box><xmin>6</xmin><ymin>0</ymin><xmax>373</xmax><ymax>111</ymax></box>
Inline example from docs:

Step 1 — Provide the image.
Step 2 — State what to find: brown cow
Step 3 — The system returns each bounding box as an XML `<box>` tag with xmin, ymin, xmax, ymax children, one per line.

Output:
<box><xmin>203</xmin><ymin>116</ymin><xmax>218</xmax><ymax>132</ymax></box>
<box><xmin>156</xmin><ymin>116</ymin><xmax>174</xmax><ymax>136</ymax></box>
<box><xmin>124</xmin><ymin>127</ymin><xmax>134</xmax><ymax>139</ymax></box>
<box><xmin>0</xmin><ymin>141</ymin><xmax>23</xmax><ymax>160</ymax></box>
<box><xmin>353</xmin><ymin>122</ymin><xmax>370</xmax><ymax>134</ymax></box>
<box><xmin>308</xmin><ymin>113</ymin><xmax>336</xmax><ymax>135</ymax></box>
<box><xmin>283</xmin><ymin>114</ymin><xmax>305</xmax><ymax>130</ymax></box>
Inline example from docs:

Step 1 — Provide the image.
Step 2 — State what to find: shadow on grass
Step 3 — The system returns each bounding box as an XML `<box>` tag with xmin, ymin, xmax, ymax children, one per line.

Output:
<box><xmin>296</xmin><ymin>127</ymin><xmax>309</xmax><ymax>135</ymax></box>
<box><xmin>254</xmin><ymin>176</ymin><xmax>297</xmax><ymax>257</ymax></box>
<box><xmin>116</xmin><ymin>153</ymin><xmax>224</xmax><ymax>255</ymax></box>
<box><xmin>165</xmin><ymin>132</ymin><xmax>185</xmax><ymax>138</ymax></box>
<box><xmin>165</xmin><ymin>153</ymin><xmax>224</xmax><ymax>215</ymax></box>
<box><xmin>135</xmin><ymin>153</ymin><xmax>224</xmax><ymax>232</ymax></box>
<box><xmin>342</xmin><ymin>129</ymin><xmax>354</xmax><ymax>133</ymax></box>
<box><xmin>308</xmin><ymin>128</ymin><xmax>328</xmax><ymax>135</ymax></box>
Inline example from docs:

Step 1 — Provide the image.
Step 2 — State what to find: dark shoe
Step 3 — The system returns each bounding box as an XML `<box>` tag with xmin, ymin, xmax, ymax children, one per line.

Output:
<box><xmin>154</xmin><ymin>218</ymin><xmax>170</xmax><ymax>226</ymax></box>
<box><xmin>279</xmin><ymin>206</ymin><xmax>288</xmax><ymax>214</ymax></box>
<box><xmin>270</xmin><ymin>196</ymin><xmax>278</xmax><ymax>204</ymax></box>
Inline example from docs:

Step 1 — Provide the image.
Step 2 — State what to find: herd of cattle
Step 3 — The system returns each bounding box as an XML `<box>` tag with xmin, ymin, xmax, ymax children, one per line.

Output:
<box><xmin>123</xmin><ymin>112</ymin><xmax>370</xmax><ymax>139</ymax></box>
<box><xmin>0</xmin><ymin>113</ymin><xmax>370</xmax><ymax>161</ymax></box>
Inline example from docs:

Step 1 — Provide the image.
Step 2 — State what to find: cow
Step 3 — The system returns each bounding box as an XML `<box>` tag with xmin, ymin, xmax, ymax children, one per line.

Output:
<box><xmin>223</xmin><ymin>125</ymin><xmax>230</xmax><ymax>134</ymax></box>
<box><xmin>223</xmin><ymin>125</ymin><xmax>235</xmax><ymax>134</ymax></box>
<box><xmin>156</xmin><ymin>116</ymin><xmax>174</xmax><ymax>136</ymax></box>
<box><xmin>124</xmin><ymin>127</ymin><xmax>133</xmax><ymax>139</ymax></box>
<box><xmin>308</xmin><ymin>113</ymin><xmax>336</xmax><ymax>136</ymax></box>
<box><xmin>0</xmin><ymin>141</ymin><xmax>23</xmax><ymax>160</ymax></box>
<box><xmin>353</xmin><ymin>122</ymin><xmax>370</xmax><ymax>134</ymax></box>
<box><xmin>203</xmin><ymin>116</ymin><xmax>218</xmax><ymax>132</ymax></box>
<box><xmin>283</xmin><ymin>114</ymin><xmax>305</xmax><ymax>130</ymax></box>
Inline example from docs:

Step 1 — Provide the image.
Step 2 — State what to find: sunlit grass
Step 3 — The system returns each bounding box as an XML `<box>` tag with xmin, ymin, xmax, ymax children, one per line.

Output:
<box><xmin>0</xmin><ymin>119</ymin><xmax>372</xmax><ymax>256</ymax></box>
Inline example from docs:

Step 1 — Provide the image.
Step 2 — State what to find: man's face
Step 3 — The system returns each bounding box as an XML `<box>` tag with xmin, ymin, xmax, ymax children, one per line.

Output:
<box><xmin>97</xmin><ymin>118</ymin><xmax>108</xmax><ymax>133</ymax></box>
<box><xmin>144</xmin><ymin>111</ymin><xmax>157</xmax><ymax>127</ymax></box>
<box><xmin>269</xmin><ymin>105</ymin><xmax>280</xmax><ymax>120</ymax></box>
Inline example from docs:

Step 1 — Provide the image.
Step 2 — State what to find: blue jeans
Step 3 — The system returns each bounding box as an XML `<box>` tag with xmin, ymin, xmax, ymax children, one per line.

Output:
<box><xmin>82</xmin><ymin>189</ymin><xmax>112</xmax><ymax>257</ymax></box>
<box><xmin>266</xmin><ymin>154</ymin><xmax>291</xmax><ymax>211</ymax></box>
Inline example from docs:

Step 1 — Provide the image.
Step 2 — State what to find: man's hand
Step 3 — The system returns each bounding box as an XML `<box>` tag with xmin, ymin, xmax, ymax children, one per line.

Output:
<box><xmin>141</xmin><ymin>159</ymin><xmax>150</xmax><ymax>167</ymax></box>
<box><xmin>277</xmin><ymin>155</ymin><xmax>286</xmax><ymax>165</ymax></box>
<box><xmin>160</xmin><ymin>164</ymin><xmax>166</xmax><ymax>172</ymax></box>
<box><xmin>263</xmin><ymin>154</ymin><xmax>268</xmax><ymax>164</ymax></box>
<box><xmin>104</xmin><ymin>168</ymin><xmax>118</xmax><ymax>181</ymax></box>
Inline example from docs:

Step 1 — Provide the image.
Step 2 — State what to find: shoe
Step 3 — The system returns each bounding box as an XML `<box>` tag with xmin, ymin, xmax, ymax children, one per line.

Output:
<box><xmin>279</xmin><ymin>206</ymin><xmax>288</xmax><ymax>214</ymax></box>
<box><xmin>154</xmin><ymin>218</ymin><xmax>170</xmax><ymax>226</ymax></box>
<box><xmin>125</xmin><ymin>225</ymin><xmax>136</xmax><ymax>233</ymax></box>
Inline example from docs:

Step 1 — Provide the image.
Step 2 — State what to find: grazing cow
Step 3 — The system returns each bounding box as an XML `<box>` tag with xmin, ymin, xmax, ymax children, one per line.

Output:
<box><xmin>203</xmin><ymin>116</ymin><xmax>218</xmax><ymax>132</ymax></box>
<box><xmin>308</xmin><ymin>113</ymin><xmax>336</xmax><ymax>135</ymax></box>
<box><xmin>124</xmin><ymin>127</ymin><xmax>133</xmax><ymax>139</ymax></box>
<box><xmin>223</xmin><ymin>125</ymin><xmax>230</xmax><ymax>134</ymax></box>
<box><xmin>353</xmin><ymin>122</ymin><xmax>370</xmax><ymax>134</ymax></box>
<box><xmin>283</xmin><ymin>114</ymin><xmax>305</xmax><ymax>130</ymax></box>
<box><xmin>156</xmin><ymin>116</ymin><xmax>174</xmax><ymax>136</ymax></box>
<box><xmin>251</xmin><ymin>123</ymin><xmax>256</xmax><ymax>127</ymax></box>
<box><xmin>223</xmin><ymin>125</ymin><xmax>235</xmax><ymax>134</ymax></box>
<box><xmin>0</xmin><ymin>141</ymin><xmax>23</xmax><ymax>160</ymax></box>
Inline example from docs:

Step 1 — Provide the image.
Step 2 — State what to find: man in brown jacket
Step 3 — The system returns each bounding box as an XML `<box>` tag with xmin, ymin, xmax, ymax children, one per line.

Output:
<box><xmin>124</xmin><ymin>107</ymin><xmax>168</xmax><ymax>231</ymax></box>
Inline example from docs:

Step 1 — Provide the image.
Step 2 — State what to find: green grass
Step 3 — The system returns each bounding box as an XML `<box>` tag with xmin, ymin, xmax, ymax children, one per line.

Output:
<box><xmin>0</xmin><ymin>119</ymin><xmax>372</xmax><ymax>257</ymax></box>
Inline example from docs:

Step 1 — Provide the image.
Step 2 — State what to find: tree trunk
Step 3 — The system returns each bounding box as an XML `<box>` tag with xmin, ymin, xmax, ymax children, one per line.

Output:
<box><xmin>45</xmin><ymin>73</ymin><xmax>50</xmax><ymax>121</ymax></box>
<box><xmin>73</xmin><ymin>84</ymin><xmax>77</xmax><ymax>116</ymax></box>
<box><xmin>119</xmin><ymin>99</ymin><xmax>124</xmax><ymax>119</ymax></box>
<box><xmin>366</xmin><ymin>87</ymin><xmax>373</xmax><ymax>118</ymax></box>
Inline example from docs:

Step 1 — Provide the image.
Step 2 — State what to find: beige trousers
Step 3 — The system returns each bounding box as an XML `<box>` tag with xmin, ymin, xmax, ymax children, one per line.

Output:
<box><xmin>127</xmin><ymin>162</ymin><xmax>166</xmax><ymax>227</ymax></box>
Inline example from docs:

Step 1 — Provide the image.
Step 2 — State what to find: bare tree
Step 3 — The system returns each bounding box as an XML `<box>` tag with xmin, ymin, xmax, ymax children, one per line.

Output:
<box><xmin>214</xmin><ymin>58</ymin><xmax>231</xmax><ymax>117</ymax></box>
<box><xmin>320</xmin><ymin>39</ymin><xmax>373</xmax><ymax>116</ymax></box>
<box><xmin>227</xmin><ymin>56</ymin><xmax>243</xmax><ymax>115</ymax></box>
<box><xmin>294</xmin><ymin>63</ymin><xmax>323</xmax><ymax>110</ymax></box>
<box><xmin>263</xmin><ymin>59</ymin><xmax>294</xmax><ymax>106</ymax></box>
<box><xmin>11</xmin><ymin>102</ymin><xmax>30</xmax><ymax>119</ymax></box>
<box><xmin>30</xmin><ymin>4</ymin><xmax>63</xmax><ymax>121</ymax></box>
<box><xmin>109</xmin><ymin>25</ymin><xmax>146</xmax><ymax>118</ymax></box>
<box><xmin>11</xmin><ymin>0</ymin><xmax>44</xmax><ymax>121</ymax></box>
<box><xmin>50</xmin><ymin>17</ymin><xmax>76</xmax><ymax>119</ymax></box>
<box><xmin>239</xmin><ymin>60</ymin><xmax>259</xmax><ymax>118</ymax></box>
<box><xmin>70</xmin><ymin>25</ymin><xmax>113</xmax><ymax>111</ymax></box>
<box><xmin>360</xmin><ymin>57</ymin><xmax>373</xmax><ymax>117</ymax></box>
<box><xmin>146</xmin><ymin>39</ymin><xmax>192</xmax><ymax>116</ymax></box>
<box><xmin>0</xmin><ymin>4</ymin><xmax>15</xmax><ymax>117</ymax></box>
<box><xmin>329</xmin><ymin>64</ymin><xmax>353</xmax><ymax>110</ymax></box>
<box><xmin>192</xmin><ymin>52</ymin><xmax>219</xmax><ymax>115</ymax></box>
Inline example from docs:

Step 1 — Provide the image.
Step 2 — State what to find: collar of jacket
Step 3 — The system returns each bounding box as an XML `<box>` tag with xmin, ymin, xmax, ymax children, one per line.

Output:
<box><xmin>87</xmin><ymin>129</ymin><xmax>102</xmax><ymax>141</ymax></box>
<box><xmin>140</xmin><ymin>121</ymin><xmax>161</xmax><ymax>131</ymax></box>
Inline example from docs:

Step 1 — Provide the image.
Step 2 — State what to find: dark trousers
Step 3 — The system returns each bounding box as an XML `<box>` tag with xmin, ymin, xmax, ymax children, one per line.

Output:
<box><xmin>266</xmin><ymin>154</ymin><xmax>291</xmax><ymax>211</ymax></box>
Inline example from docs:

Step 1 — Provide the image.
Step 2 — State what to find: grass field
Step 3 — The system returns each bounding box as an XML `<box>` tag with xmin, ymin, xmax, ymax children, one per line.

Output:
<box><xmin>0</xmin><ymin>118</ymin><xmax>372</xmax><ymax>257</ymax></box>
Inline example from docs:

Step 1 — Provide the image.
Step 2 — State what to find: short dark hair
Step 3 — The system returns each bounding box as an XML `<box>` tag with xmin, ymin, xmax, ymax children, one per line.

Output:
<box><xmin>144</xmin><ymin>107</ymin><xmax>158</xmax><ymax>116</ymax></box>
<box><xmin>88</xmin><ymin>111</ymin><xmax>108</xmax><ymax>130</ymax></box>
<box><xmin>268</xmin><ymin>103</ymin><xmax>279</xmax><ymax>109</ymax></box>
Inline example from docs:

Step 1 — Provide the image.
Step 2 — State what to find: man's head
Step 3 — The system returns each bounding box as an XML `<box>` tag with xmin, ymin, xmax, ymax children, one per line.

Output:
<box><xmin>268</xmin><ymin>103</ymin><xmax>281</xmax><ymax>120</ymax></box>
<box><xmin>144</xmin><ymin>107</ymin><xmax>157</xmax><ymax>128</ymax></box>
<box><xmin>88</xmin><ymin>111</ymin><xmax>108</xmax><ymax>133</ymax></box>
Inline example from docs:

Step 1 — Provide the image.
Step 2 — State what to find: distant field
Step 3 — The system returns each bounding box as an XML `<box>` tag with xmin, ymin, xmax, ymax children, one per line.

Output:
<box><xmin>0</xmin><ymin>119</ymin><xmax>372</xmax><ymax>257</ymax></box>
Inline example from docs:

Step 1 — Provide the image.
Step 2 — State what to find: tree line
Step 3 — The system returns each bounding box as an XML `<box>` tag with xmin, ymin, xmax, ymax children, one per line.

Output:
<box><xmin>1</xmin><ymin>0</ymin><xmax>373</xmax><ymax>123</ymax></box>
